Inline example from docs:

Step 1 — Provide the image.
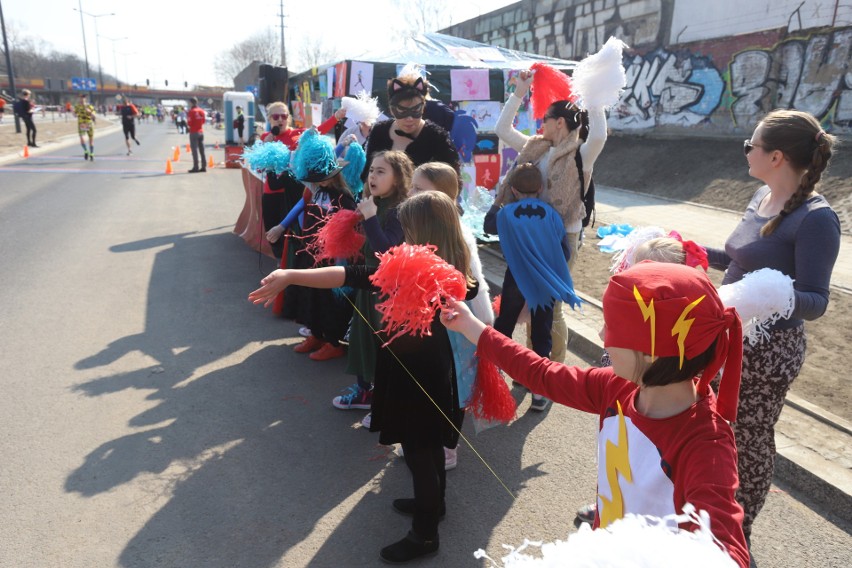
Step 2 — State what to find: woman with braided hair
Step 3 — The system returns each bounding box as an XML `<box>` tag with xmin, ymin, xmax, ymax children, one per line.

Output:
<box><xmin>705</xmin><ymin>109</ymin><xmax>840</xmax><ymax>556</ymax></box>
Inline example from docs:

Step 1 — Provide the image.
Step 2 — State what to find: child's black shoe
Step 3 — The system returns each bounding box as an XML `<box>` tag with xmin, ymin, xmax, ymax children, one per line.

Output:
<box><xmin>380</xmin><ymin>531</ymin><xmax>439</xmax><ymax>564</ymax></box>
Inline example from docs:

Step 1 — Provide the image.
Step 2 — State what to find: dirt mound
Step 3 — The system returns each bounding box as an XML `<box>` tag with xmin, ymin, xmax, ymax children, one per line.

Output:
<box><xmin>577</xmin><ymin>133</ymin><xmax>850</xmax><ymax>421</ymax></box>
<box><xmin>595</xmin><ymin>134</ymin><xmax>852</xmax><ymax>234</ymax></box>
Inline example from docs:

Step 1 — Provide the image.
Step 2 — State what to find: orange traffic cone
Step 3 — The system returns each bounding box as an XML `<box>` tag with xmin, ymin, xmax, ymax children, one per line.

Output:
<box><xmin>185</xmin><ymin>143</ymin><xmax>191</xmax><ymax>152</ymax></box>
<box><xmin>22</xmin><ymin>145</ymin><xmax>30</xmax><ymax>158</ymax></box>
<box><xmin>208</xmin><ymin>155</ymin><xmax>214</xmax><ymax>169</ymax></box>
<box><xmin>173</xmin><ymin>146</ymin><xmax>180</xmax><ymax>162</ymax></box>
<box><xmin>165</xmin><ymin>160</ymin><xmax>173</xmax><ymax>174</ymax></box>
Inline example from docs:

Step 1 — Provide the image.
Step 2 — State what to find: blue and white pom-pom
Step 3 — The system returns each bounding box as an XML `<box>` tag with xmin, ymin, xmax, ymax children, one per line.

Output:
<box><xmin>341</xmin><ymin>91</ymin><xmax>381</xmax><ymax>125</ymax></box>
<box><xmin>341</xmin><ymin>142</ymin><xmax>367</xmax><ymax>198</ymax></box>
<box><xmin>292</xmin><ymin>128</ymin><xmax>338</xmax><ymax>181</ymax></box>
<box><xmin>476</xmin><ymin>504</ymin><xmax>738</xmax><ymax>568</ymax></box>
<box><xmin>718</xmin><ymin>268</ymin><xmax>795</xmax><ymax>345</ymax></box>
<box><xmin>242</xmin><ymin>140</ymin><xmax>291</xmax><ymax>175</ymax></box>
<box><xmin>572</xmin><ymin>36</ymin><xmax>629</xmax><ymax>111</ymax></box>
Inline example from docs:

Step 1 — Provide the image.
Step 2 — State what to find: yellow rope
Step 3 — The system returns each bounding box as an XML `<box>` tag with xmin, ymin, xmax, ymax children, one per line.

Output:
<box><xmin>345</xmin><ymin>293</ymin><xmax>516</xmax><ymax>501</ymax></box>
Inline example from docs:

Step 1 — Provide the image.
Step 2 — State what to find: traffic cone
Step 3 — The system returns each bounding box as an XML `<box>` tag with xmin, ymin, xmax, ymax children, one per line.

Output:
<box><xmin>22</xmin><ymin>145</ymin><xmax>30</xmax><ymax>158</ymax></box>
<box><xmin>208</xmin><ymin>155</ymin><xmax>214</xmax><ymax>169</ymax></box>
<box><xmin>165</xmin><ymin>160</ymin><xmax>173</xmax><ymax>175</ymax></box>
<box><xmin>173</xmin><ymin>146</ymin><xmax>180</xmax><ymax>162</ymax></box>
<box><xmin>185</xmin><ymin>143</ymin><xmax>191</xmax><ymax>153</ymax></box>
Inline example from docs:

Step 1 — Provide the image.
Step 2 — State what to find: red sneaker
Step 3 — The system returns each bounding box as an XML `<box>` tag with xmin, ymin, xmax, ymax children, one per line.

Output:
<box><xmin>294</xmin><ymin>336</ymin><xmax>325</xmax><ymax>353</ymax></box>
<box><xmin>309</xmin><ymin>343</ymin><xmax>346</xmax><ymax>361</ymax></box>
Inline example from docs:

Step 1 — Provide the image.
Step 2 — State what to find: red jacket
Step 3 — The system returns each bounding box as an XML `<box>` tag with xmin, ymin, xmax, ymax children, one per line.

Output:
<box><xmin>187</xmin><ymin>106</ymin><xmax>206</xmax><ymax>133</ymax></box>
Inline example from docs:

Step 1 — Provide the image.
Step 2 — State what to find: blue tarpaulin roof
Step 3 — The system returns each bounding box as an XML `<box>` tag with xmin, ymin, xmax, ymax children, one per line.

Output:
<box><xmin>347</xmin><ymin>32</ymin><xmax>576</xmax><ymax>70</ymax></box>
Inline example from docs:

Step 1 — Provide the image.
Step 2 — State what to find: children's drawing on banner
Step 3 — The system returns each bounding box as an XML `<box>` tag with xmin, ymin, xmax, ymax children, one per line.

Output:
<box><xmin>334</xmin><ymin>62</ymin><xmax>348</xmax><ymax>98</ymax></box>
<box><xmin>460</xmin><ymin>164</ymin><xmax>477</xmax><ymax>199</ymax></box>
<box><xmin>500</xmin><ymin>145</ymin><xmax>519</xmax><ymax>176</ymax></box>
<box><xmin>293</xmin><ymin>102</ymin><xmax>305</xmax><ymax>128</ymax></box>
<box><xmin>349</xmin><ymin>61</ymin><xmax>374</xmax><ymax>96</ymax></box>
<box><xmin>473</xmin><ymin>133</ymin><xmax>499</xmax><ymax>155</ymax></box>
<box><xmin>503</xmin><ymin>70</ymin><xmax>531</xmax><ymax>109</ymax></box>
<box><xmin>451</xmin><ymin>69</ymin><xmax>490</xmax><ymax>101</ymax></box>
<box><xmin>319</xmin><ymin>75</ymin><xmax>328</xmax><ymax>98</ymax></box>
<box><xmin>451</xmin><ymin>110</ymin><xmax>479</xmax><ymax>163</ymax></box>
<box><xmin>474</xmin><ymin>154</ymin><xmax>500</xmax><ymax>189</ymax></box>
<box><xmin>311</xmin><ymin>103</ymin><xmax>323</xmax><ymax>127</ymax></box>
<box><xmin>458</xmin><ymin>101</ymin><xmax>502</xmax><ymax>131</ymax></box>
<box><xmin>301</xmin><ymin>81</ymin><xmax>312</xmax><ymax>105</ymax></box>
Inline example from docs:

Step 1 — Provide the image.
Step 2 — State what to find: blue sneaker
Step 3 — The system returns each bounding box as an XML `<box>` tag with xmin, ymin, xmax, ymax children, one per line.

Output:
<box><xmin>529</xmin><ymin>395</ymin><xmax>551</xmax><ymax>412</ymax></box>
<box><xmin>332</xmin><ymin>384</ymin><xmax>373</xmax><ymax>410</ymax></box>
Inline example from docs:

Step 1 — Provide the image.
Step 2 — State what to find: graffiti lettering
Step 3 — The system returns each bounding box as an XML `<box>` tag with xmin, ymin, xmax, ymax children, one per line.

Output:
<box><xmin>610</xmin><ymin>49</ymin><xmax>724</xmax><ymax>129</ymax></box>
<box><xmin>730</xmin><ymin>29</ymin><xmax>852</xmax><ymax>126</ymax></box>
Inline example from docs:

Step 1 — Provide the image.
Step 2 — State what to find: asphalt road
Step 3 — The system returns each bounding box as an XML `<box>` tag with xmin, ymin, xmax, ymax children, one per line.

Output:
<box><xmin>0</xmin><ymin>123</ymin><xmax>849</xmax><ymax>567</ymax></box>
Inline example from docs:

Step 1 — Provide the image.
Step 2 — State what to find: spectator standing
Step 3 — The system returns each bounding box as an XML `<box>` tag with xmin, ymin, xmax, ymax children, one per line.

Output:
<box><xmin>187</xmin><ymin>97</ymin><xmax>207</xmax><ymax>173</ymax></box>
<box><xmin>14</xmin><ymin>89</ymin><xmax>38</xmax><ymax>147</ymax></box>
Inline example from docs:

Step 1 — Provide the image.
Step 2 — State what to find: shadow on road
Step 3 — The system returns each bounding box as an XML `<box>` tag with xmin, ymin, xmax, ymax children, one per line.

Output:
<box><xmin>64</xmin><ymin>229</ymin><xmax>564</xmax><ymax>566</ymax></box>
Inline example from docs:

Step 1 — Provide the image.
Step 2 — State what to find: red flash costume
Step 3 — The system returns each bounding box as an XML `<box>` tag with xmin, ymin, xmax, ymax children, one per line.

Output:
<box><xmin>475</xmin><ymin>262</ymin><xmax>749</xmax><ymax>568</ymax></box>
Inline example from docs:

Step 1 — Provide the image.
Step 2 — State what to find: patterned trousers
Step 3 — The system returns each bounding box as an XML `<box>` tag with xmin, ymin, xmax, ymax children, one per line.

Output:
<box><xmin>732</xmin><ymin>325</ymin><xmax>806</xmax><ymax>537</ymax></box>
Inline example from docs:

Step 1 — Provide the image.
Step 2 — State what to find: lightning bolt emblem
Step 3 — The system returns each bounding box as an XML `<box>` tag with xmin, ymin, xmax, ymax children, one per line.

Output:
<box><xmin>671</xmin><ymin>295</ymin><xmax>706</xmax><ymax>368</ymax></box>
<box><xmin>599</xmin><ymin>401</ymin><xmax>633</xmax><ymax>528</ymax></box>
<box><xmin>632</xmin><ymin>285</ymin><xmax>656</xmax><ymax>361</ymax></box>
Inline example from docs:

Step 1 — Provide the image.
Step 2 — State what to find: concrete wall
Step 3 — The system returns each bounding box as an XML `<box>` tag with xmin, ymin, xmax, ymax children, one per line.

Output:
<box><xmin>442</xmin><ymin>0</ymin><xmax>852</xmax><ymax>134</ymax></box>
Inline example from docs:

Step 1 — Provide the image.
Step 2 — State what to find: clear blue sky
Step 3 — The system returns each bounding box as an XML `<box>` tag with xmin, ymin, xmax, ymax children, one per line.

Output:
<box><xmin>6</xmin><ymin>0</ymin><xmax>517</xmax><ymax>88</ymax></box>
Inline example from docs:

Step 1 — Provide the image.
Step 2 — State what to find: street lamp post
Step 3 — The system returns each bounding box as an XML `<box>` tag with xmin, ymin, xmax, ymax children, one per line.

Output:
<box><xmin>103</xmin><ymin>36</ymin><xmax>127</xmax><ymax>89</ymax></box>
<box><xmin>73</xmin><ymin>6</ymin><xmax>114</xmax><ymax>107</ymax></box>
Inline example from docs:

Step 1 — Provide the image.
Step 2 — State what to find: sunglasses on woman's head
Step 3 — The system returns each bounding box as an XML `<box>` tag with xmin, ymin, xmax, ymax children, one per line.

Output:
<box><xmin>270</xmin><ymin>113</ymin><xmax>288</xmax><ymax>120</ymax></box>
<box><xmin>743</xmin><ymin>140</ymin><xmax>766</xmax><ymax>155</ymax></box>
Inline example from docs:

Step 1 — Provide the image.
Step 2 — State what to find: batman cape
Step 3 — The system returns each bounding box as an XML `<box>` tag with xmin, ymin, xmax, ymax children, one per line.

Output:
<box><xmin>496</xmin><ymin>198</ymin><xmax>581</xmax><ymax>312</ymax></box>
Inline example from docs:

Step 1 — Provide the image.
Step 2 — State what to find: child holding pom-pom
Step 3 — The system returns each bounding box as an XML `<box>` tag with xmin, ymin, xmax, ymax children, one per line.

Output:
<box><xmin>273</xmin><ymin>129</ymin><xmax>357</xmax><ymax>362</ymax></box>
<box><xmin>332</xmin><ymin>150</ymin><xmax>413</xmax><ymax>420</ymax></box>
<box><xmin>440</xmin><ymin>262</ymin><xmax>750</xmax><ymax>568</ymax></box>
<box><xmin>249</xmin><ymin>192</ymin><xmax>478</xmax><ymax>563</ymax></box>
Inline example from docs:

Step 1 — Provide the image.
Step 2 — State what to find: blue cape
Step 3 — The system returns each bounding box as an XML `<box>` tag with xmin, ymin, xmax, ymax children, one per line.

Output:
<box><xmin>497</xmin><ymin>198</ymin><xmax>581</xmax><ymax>311</ymax></box>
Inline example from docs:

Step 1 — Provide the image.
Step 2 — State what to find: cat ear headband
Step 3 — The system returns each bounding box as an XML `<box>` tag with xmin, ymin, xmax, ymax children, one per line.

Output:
<box><xmin>388</xmin><ymin>77</ymin><xmax>428</xmax><ymax>104</ymax></box>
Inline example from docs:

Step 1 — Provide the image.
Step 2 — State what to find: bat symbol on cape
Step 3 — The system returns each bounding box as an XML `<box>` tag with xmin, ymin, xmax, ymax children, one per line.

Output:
<box><xmin>514</xmin><ymin>204</ymin><xmax>546</xmax><ymax>219</ymax></box>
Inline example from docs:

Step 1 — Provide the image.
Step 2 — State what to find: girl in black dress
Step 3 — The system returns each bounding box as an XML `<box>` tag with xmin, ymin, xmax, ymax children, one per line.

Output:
<box><xmin>249</xmin><ymin>192</ymin><xmax>477</xmax><ymax>563</ymax></box>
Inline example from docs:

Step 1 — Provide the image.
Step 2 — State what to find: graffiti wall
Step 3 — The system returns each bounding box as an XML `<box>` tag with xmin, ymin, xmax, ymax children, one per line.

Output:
<box><xmin>443</xmin><ymin>0</ymin><xmax>852</xmax><ymax>133</ymax></box>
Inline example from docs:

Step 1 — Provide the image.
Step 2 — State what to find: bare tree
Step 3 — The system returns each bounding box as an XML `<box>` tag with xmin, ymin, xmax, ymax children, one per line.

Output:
<box><xmin>293</xmin><ymin>37</ymin><xmax>340</xmax><ymax>73</ymax></box>
<box><xmin>214</xmin><ymin>28</ymin><xmax>282</xmax><ymax>84</ymax></box>
<box><xmin>391</xmin><ymin>0</ymin><xmax>453</xmax><ymax>40</ymax></box>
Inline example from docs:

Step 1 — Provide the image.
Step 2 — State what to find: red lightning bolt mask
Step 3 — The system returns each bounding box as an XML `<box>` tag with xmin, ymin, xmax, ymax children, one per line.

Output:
<box><xmin>602</xmin><ymin>262</ymin><xmax>743</xmax><ymax>422</ymax></box>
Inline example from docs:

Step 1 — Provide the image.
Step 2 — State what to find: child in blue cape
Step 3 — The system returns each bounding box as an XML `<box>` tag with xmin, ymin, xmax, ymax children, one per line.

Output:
<box><xmin>484</xmin><ymin>162</ymin><xmax>580</xmax><ymax>410</ymax></box>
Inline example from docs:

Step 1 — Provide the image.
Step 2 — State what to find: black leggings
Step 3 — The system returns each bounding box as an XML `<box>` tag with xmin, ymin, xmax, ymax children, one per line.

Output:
<box><xmin>401</xmin><ymin>442</ymin><xmax>445</xmax><ymax>539</ymax></box>
<box><xmin>22</xmin><ymin>116</ymin><xmax>36</xmax><ymax>144</ymax></box>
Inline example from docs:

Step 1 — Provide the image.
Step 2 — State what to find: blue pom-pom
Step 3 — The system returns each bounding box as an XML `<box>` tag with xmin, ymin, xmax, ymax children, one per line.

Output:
<box><xmin>293</xmin><ymin>129</ymin><xmax>338</xmax><ymax>181</ymax></box>
<box><xmin>342</xmin><ymin>142</ymin><xmax>367</xmax><ymax>198</ymax></box>
<box><xmin>242</xmin><ymin>140</ymin><xmax>291</xmax><ymax>174</ymax></box>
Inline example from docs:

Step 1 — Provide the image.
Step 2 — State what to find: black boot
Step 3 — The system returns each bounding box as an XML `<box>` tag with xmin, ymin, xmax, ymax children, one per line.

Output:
<box><xmin>380</xmin><ymin>531</ymin><xmax>438</xmax><ymax>564</ymax></box>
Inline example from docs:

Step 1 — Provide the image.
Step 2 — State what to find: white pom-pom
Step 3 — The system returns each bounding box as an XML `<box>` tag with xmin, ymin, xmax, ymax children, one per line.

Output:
<box><xmin>572</xmin><ymin>36</ymin><xmax>629</xmax><ymax>111</ymax></box>
<box><xmin>481</xmin><ymin>505</ymin><xmax>738</xmax><ymax>568</ymax></box>
<box><xmin>610</xmin><ymin>226</ymin><xmax>667</xmax><ymax>273</ymax></box>
<box><xmin>718</xmin><ymin>268</ymin><xmax>795</xmax><ymax>345</ymax></box>
<box><xmin>341</xmin><ymin>91</ymin><xmax>381</xmax><ymax>124</ymax></box>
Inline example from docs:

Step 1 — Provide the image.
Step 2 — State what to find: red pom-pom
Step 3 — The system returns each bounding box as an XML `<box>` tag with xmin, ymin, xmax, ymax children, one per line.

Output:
<box><xmin>491</xmin><ymin>294</ymin><xmax>501</xmax><ymax>317</ymax></box>
<box><xmin>370</xmin><ymin>244</ymin><xmax>467</xmax><ymax>345</ymax></box>
<box><xmin>307</xmin><ymin>209</ymin><xmax>365</xmax><ymax>264</ymax></box>
<box><xmin>468</xmin><ymin>357</ymin><xmax>516</xmax><ymax>422</ymax></box>
<box><xmin>530</xmin><ymin>62</ymin><xmax>575</xmax><ymax>120</ymax></box>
